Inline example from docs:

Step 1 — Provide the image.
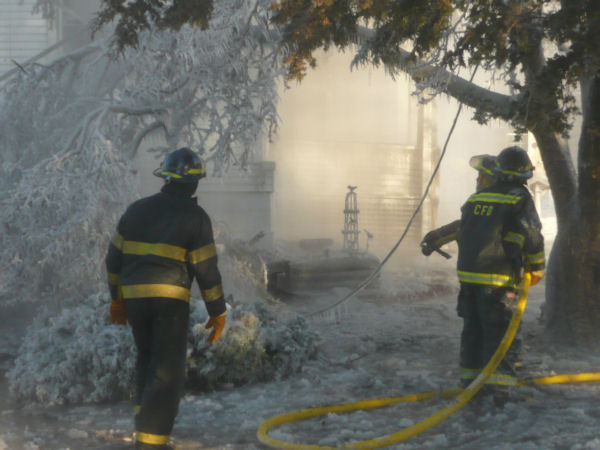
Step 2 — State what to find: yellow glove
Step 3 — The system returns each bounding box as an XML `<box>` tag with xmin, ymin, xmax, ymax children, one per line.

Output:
<box><xmin>528</xmin><ymin>270</ymin><xmax>545</xmax><ymax>286</ymax></box>
<box><xmin>205</xmin><ymin>313</ymin><xmax>226</xmax><ymax>343</ymax></box>
<box><xmin>110</xmin><ymin>299</ymin><xmax>128</xmax><ymax>325</ymax></box>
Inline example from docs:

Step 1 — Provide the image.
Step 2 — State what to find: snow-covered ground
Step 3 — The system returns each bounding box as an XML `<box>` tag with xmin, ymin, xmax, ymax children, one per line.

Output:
<box><xmin>1</xmin><ymin>263</ymin><xmax>600</xmax><ymax>450</ymax></box>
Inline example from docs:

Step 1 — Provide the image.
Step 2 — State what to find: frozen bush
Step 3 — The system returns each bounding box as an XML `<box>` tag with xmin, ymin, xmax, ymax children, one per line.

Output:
<box><xmin>8</xmin><ymin>297</ymin><xmax>319</xmax><ymax>405</ymax></box>
<box><xmin>187</xmin><ymin>302</ymin><xmax>319</xmax><ymax>391</ymax></box>
<box><xmin>8</xmin><ymin>293</ymin><xmax>136</xmax><ymax>405</ymax></box>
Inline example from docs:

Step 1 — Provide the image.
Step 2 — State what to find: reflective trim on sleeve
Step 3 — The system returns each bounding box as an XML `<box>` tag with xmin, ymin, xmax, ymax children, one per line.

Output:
<box><xmin>111</xmin><ymin>232</ymin><xmax>124</xmax><ymax>250</ymax></box>
<box><xmin>468</xmin><ymin>192</ymin><xmax>522</xmax><ymax>204</ymax></box>
<box><xmin>135</xmin><ymin>431</ymin><xmax>170</xmax><ymax>445</ymax></box>
<box><xmin>135</xmin><ymin>405</ymin><xmax>141</xmax><ymax>415</ymax></box>
<box><xmin>107</xmin><ymin>272</ymin><xmax>121</xmax><ymax>285</ymax></box>
<box><xmin>504</xmin><ymin>232</ymin><xmax>525</xmax><ymax>248</ymax></box>
<box><xmin>121</xmin><ymin>284</ymin><xmax>190</xmax><ymax>302</ymax></box>
<box><xmin>202</xmin><ymin>284</ymin><xmax>224</xmax><ymax>302</ymax></box>
<box><xmin>437</xmin><ymin>233</ymin><xmax>457</xmax><ymax>246</ymax></box>
<box><xmin>526</xmin><ymin>251</ymin><xmax>545</xmax><ymax>265</ymax></box>
<box><xmin>122</xmin><ymin>241</ymin><xmax>187</xmax><ymax>261</ymax></box>
<box><xmin>499</xmin><ymin>169</ymin><xmax>522</xmax><ymax>176</ymax></box>
<box><xmin>188</xmin><ymin>242</ymin><xmax>217</xmax><ymax>264</ymax></box>
<box><xmin>457</xmin><ymin>270</ymin><xmax>518</xmax><ymax>289</ymax></box>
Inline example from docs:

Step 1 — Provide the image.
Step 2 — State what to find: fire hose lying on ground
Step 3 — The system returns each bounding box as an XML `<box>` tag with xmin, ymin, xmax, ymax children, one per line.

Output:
<box><xmin>257</xmin><ymin>273</ymin><xmax>600</xmax><ymax>449</ymax></box>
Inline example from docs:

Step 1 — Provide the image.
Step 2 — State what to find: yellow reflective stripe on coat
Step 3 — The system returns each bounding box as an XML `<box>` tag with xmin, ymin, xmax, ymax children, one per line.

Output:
<box><xmin>122</xmin><ymin>284</ymin><xmax>191</xmax><ymax>302</ymax></box>
<box><xmin>122</xmin><ymin>241</ymin><xmax>187</xmax><ymax>261</ymax></box>
<box><xmin>188</xmin><ymin>242</ymin><xmax>217</xmax><ymax>264</ymax></box>
<box><xmin>437</xmin><ymin>233</ymin><xmax>457</xmax><ymax>246</ymax></box>
<box><xmin>107</xmin><ymin>272</ymin><xmax>120</xmax><ymax>285</ymax></box>
<box><xmin>526</xmin><ymin>251</ymin><xmax>545</xmax><ymax>265</ymax></box>
<box><xmin>457</xmin><ymin>270</ymin><xmax>518</xmax><ymax>288</ymax></box>
<box><xmin>202</xmin><ymin>284</ymin><xmax>224</xmax><ymax>302</ymax></box>
<box><xmin>135</xmin><ymin>431</ymin><xmax>170</xmax><ymax>445</ymax></box>
<box><xmin>111</xmin><ymin>232</ymin><xmax>124</xmax><ymax>250</ymax></box>
<box><xmin>504</xmin><ymin>232</ymin><xmax>524</xmax><ymax>247</ymax></box>
<box><xmin>468</xmin><ymin>192</ymin><xmax>521</xmax><ymax>204</ymax></box>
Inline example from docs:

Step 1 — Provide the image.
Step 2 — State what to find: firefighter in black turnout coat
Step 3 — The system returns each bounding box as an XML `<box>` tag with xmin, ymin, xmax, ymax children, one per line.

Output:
<box><xmin>106</xmin><ymin>148</ymin><xmax>227</xmax><ymax>449</ymax></box>
<box><xmin>423</xmin><ymin>146</ymin><xmax>545</xmax><ymax>407</ymax></box>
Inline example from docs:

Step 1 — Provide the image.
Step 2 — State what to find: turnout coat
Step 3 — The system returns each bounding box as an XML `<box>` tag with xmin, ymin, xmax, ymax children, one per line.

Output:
<box><xmin>456</xmin><ymin>181</ymin><xmax>545</xmax><ymax>289</ymax></box>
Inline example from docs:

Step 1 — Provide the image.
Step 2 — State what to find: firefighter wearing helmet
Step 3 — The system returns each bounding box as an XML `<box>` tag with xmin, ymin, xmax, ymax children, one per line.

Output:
<box><xmin>465</xmin><ymin>146</ymin><xmax>545</xmax><ymax>407</ymax></box>
<box><xmin>422</xmin><ymin>146</ymin><xmax>545</xmax><ymax>407</ymax></box>
<box><xmin>106</xmin><ymin>147</ymin><xmax>227</xmax><ymax>449</ymax></box>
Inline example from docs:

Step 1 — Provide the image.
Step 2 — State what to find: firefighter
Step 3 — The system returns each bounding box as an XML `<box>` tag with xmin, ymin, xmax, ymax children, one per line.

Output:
<box><xmin>105</xmin><ymin>147</ymin><xmax>227</xmax><ymax>449</ymax></box>
<box><xmin>420</xmin><ymin>153</ymin><xmax>497</xmax><ymax>256</ymax></box>
<box><xmin>456</xmin><ymin>146</ymin><xmax>545</xmax><ymax>407</ymax></box>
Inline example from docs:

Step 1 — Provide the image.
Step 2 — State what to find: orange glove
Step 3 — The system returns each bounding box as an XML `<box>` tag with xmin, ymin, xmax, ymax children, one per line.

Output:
<box><xmin>205</xmin><ymin>313</ymin><xmax>226</xmax><ymax>343</ymax></box>
<box><xmin>528</xmin><ymin>270</ymin><xmax>545</xmax><ymax>286</ymax></box>
<box><xmin>110</xmin><ymin>299</ymin><xmax>128</xmax><ymax>325</ymax></box>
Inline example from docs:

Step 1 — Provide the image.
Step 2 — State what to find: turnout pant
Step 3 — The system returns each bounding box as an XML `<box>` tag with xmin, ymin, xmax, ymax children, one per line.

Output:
<box><xmin>457</xmin><ymin>283</ymin><xmax>521</xmax><ymax>393</ymax></box>
<box><xmin>126</xmin><ymin>297</ymin><xmax>190</xmax><ymax>448</ymax></box>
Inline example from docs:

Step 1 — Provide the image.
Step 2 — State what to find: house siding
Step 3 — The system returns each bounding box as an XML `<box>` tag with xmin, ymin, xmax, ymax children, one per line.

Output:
<box><xmin>0</xmin><ymin>0</ymin><xmax>59</xmax><ymax>75</ymax></box>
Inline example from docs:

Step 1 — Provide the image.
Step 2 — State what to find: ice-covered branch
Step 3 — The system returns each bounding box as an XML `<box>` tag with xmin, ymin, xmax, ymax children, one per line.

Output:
<box><xmin>127</xmin><ymin>121</ymin><xmax>168</xmax><ymax>157</ymax></box>
<box><xmin>0</xmin><ymin>0</ymin><xmax>283</xmax><ymax>310</ymax></box>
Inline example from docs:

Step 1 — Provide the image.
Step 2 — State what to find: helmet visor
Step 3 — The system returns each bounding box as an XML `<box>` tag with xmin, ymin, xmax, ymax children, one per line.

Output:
<box><xmin>469</xmin><ymin>154</ymin><xmax>496</xmax><ymax>176</ymax></box>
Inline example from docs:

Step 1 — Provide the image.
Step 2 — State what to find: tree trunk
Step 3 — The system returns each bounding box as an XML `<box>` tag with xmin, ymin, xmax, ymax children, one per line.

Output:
<box><xmin>535</xmin><ymin>76</ymin><xmax>600</xmax><ymax>349</ymax></box>
<box><xmin>382</xmin><ymin>38</ymin><xmax>600</xmax><ymax>348</ymax></box>
<box><xmin>543</xmin><ymin>212</ymin><xmax>600</xmax><ymax>348</ymax></box>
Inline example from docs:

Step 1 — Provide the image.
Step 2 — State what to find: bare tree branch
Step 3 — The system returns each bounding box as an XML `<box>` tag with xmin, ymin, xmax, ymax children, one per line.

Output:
<box><xmin>355</xmin><ymin>25</ymin><xmax>518</xmax><ymax>122</ymax></box>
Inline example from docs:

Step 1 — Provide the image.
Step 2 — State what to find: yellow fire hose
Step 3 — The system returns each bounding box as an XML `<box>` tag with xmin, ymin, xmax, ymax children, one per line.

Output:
<box><xmin>257</xmin><ymin>274</ymin><xmax>600</xmax><ymax>449</ymax></box>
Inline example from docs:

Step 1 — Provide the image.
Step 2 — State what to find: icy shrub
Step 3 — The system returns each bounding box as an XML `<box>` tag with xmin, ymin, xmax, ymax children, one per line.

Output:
<box><xmin>8</xmin><ymin>297</ymin><xmax>319</xmax><ymax>404</ymax></box>
<box><xmin>187</xmin><ymin>302</ymin><xmax>319</xmax><ymax>391</ymax></box>
<box><xmin>7</xmin><ymin>293</ymin><xmax>136</xmax><ymax>405</ymax></box>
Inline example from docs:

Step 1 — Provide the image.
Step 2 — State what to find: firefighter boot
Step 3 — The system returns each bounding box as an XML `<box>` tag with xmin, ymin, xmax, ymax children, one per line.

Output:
<box><xmin>492</xmin><ymin>385</ymin><xmax>509</xmax><ymax>409</ymax></box>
